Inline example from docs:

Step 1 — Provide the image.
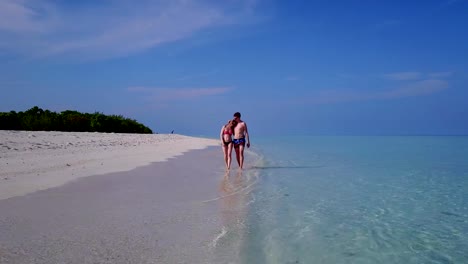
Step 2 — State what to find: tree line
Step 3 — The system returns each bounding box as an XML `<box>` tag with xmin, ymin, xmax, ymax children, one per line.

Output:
<box><xmin>0</xmin><ymin>106</ymin><xmax>153</xmax><ymax>134</ymax></box>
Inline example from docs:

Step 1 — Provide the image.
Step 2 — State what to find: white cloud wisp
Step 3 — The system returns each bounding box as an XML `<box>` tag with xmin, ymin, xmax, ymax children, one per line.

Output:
<box><xmin>0</xmin><ymin>0</ymin><xmax>258</xmax><ymax>60</ymax></box>
<box><xmin>301</xmin><ymin>79</ymin><xmax>449</xmax><ymax>105</ymax></box>
<box><xmin>128</xmin><ymin>86</ymin><xmax>232</xmax><ymax>103</ymax></box>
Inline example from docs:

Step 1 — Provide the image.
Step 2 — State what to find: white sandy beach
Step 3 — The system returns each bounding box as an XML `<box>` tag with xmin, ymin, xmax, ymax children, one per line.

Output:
<box><xmin>0</xmin><ymin>130</ymin><xmax>218</xmax><ymax>200</ymax></box>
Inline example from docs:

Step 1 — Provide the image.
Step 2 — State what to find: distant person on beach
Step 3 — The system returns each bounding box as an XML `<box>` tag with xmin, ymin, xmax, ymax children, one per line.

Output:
<box><xmin>220</xmin><ymin>119</ymin><xmax>237</xmax><ymax>170</ymax></box>
<box><xmin>232</xmin><ymin>112</ymin><xmax>250</xmax><ymax>169</ymax></box>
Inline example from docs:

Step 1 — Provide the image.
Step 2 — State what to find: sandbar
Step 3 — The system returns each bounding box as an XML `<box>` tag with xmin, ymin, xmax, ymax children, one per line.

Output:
<box><xmin>0</xmin><ymin>130</ymin><xmax>218</xmax><ymax>200</ymax></box>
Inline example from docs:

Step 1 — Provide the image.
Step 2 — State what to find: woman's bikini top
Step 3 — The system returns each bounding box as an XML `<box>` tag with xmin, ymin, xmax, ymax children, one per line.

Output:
<box><xmin>223</xmin><ymin>128</ymin><xmax>233</xmax><ymax>135</ymax></box>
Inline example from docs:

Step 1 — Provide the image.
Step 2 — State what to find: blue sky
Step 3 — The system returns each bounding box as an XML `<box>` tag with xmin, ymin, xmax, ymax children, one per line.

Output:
<box><xmin>1</xmin><ymin>0</ymin><xmax>467</xmax><ymax>136</ymax></box>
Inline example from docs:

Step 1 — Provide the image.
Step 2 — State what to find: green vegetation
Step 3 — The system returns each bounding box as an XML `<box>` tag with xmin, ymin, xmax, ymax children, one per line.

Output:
<box><xmin>0</xmin><ymin>106</ymin><xmax>153</xmax><ymax>134</ymax></box>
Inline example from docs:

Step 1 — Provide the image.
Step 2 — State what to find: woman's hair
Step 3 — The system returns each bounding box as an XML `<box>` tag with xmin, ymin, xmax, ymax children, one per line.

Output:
<box><xmin>225</xmin><ymin>119</ymin><xmax>237</xmax><ymax>129</ymax></box>
<box><xmin>230</xmin><ymin>120</ymin><xmax>237</xmax><ymax>129</ymax></box>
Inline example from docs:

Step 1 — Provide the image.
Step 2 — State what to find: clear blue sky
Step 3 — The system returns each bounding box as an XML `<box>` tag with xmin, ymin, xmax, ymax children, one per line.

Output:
<box><xmin>1</xmin><ymin>0</ymin><xmax>467</xmax><ymax>136</ymax></box>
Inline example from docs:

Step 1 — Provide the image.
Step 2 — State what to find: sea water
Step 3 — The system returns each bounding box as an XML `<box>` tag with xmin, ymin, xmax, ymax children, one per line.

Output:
<box><xmin>214</xmin><ymin>136</ymin><xmax>468</xmax><ymax>263</ymax></box>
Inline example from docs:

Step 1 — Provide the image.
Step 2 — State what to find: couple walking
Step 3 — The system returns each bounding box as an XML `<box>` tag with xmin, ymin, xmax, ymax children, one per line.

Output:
<box><xmin>220</xmin><ymin>112</ymin><xmax>250</xmax><ymax>170</ymax></box>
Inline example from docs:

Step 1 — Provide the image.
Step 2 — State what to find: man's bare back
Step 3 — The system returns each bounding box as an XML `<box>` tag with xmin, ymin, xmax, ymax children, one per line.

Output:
<box><xmin>234</xmin><ymin>121</ymin><xmax>247</xmax><ymax>139</ymax></box>
<box><xmin>232</xmin><ymin>119</ymin><xmax>250</xmax><ymax>150</ymax></box>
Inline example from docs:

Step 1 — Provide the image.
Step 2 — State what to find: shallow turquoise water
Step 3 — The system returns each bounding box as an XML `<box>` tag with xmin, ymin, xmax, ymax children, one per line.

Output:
<box><xmin>220</xmin><ymin>136</ymin><xmax>468</xmax><ymax>263</ymax></box>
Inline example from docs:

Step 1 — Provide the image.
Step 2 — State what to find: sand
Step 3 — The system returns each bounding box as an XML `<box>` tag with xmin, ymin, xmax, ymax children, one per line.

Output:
<box><xmin>0</xmin><ymin>130</ymin><xmax>257</xmax><ymax>263</ymax></box>
<box><xmin>0</xmin><ymin>147</ymin><xmax>240</xmax><ymax>264</ymax></box>
<box><xmin>0</xmin><ymin>130</ymin><xmax>218</xmax><ymax>200</ymax></box>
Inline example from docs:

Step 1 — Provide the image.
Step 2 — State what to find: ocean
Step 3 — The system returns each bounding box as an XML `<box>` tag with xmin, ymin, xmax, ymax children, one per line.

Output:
<box><xmin>213</xmin><ymin>136</ymin><xmax>468</xmax><ymax>263</ymax></box>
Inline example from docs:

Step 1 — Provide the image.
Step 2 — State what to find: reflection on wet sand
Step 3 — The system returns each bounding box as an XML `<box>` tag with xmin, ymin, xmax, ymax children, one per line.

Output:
<box><xmin>213</xmin><ymin>170</ymin><xmax>252</xmax><ymax>262</ymax></box>
<box><xmin>219</xmin><ymin>170</ymin><xmax>247</xmax><ymax>228</ymax></box>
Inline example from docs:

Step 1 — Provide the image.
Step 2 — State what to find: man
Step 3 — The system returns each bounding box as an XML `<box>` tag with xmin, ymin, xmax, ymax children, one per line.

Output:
<box><xmin>232</xmin><ymin>112</ymin><xmax>250</xmax><ymax>169</ymax></box>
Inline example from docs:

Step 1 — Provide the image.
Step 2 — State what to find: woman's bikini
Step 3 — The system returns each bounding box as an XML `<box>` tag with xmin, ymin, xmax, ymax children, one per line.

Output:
<box><xmin>222</xmin><ymin>128</ymin><xmax>233</xmax><ymax>146</ymax></box>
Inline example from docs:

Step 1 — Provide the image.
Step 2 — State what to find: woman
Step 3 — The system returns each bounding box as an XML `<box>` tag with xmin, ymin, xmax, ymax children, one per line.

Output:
<box><xmin>220</xmin><ymin>119</ymin><xmax>237</xmax><ymax>170</ymax></box>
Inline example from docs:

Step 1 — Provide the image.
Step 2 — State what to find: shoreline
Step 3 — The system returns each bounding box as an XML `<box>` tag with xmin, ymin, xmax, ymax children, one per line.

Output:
<box><xmin>0</xmin><ymin>147</ymin><xmax>232</xmax><ymax>263</ymax></box>
<box><xmin>0</xmin><ymin>130</ymin><xmax>261</xmax><ymax>263</ymax></box>
<box><xmin>0</xmin><ymin>130</ymin><xmax>218</xmax><ymax>200</ymax></box>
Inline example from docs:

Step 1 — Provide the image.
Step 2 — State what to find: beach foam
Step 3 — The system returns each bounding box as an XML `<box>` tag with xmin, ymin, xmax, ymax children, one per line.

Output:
<box><xmin>0</xmin><ymin>130</ymin><xmax>218</xmax><ymax>200</ymax></box>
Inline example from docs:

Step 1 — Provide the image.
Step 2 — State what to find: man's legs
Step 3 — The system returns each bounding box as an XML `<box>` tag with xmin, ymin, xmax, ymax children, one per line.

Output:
<box><xmin>238</xmin><ymin>145</ymin><xmax>245</xmax><ymax>169</ymax></box>
<box><xmin>234</xmin><ymin>146</ymin><xmax>241</xmax><ymax>167</ymax></box>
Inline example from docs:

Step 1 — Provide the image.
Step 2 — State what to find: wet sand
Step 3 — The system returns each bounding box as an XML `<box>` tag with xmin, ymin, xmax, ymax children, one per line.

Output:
<box><xmin>0</xmin><ymin>147</ymin><xmax>232</xmax><ymax>264</ymax></box>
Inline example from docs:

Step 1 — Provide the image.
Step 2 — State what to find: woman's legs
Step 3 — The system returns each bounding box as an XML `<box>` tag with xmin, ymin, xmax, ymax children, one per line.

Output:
<box><xmin>227</xmin><ymin>143</ymin><xmax>233</xmax><ymax>170</ymax></box>
<box><xmin>222</xmin><ymin>144</ymin><xmax>229</xmax><ymax>169</ymax></box>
